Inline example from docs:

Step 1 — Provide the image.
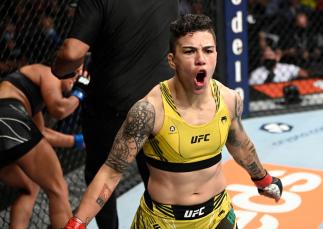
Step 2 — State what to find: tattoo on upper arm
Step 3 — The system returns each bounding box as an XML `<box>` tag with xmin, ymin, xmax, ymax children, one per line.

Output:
<box><xmin>226</xmin><ymin>93</ymin><xmax>245</xmax><ymax>147</ymax></box>
<box><xmin>227</xmin><ymin>128</ymin><xmax>242</xmax><ymax>147</ymax></box>
<box><xmin>105</xmin><ymin>100</ymin><xmax>155</xmax><ymax>173</ymax></box>
<box><xmin>234</xmin><ymin>93</ymin><xmax>244</xmax><ymax>131</ymax></box>
<box><xmin>96</xmin><ymin>184</ymin><xmax>112</xmax><ymax>208</ymax></box>
<box><xmin>246</xmin><ymin>138</ymin><xmax>256</xmax><ymax>156</ymax></box>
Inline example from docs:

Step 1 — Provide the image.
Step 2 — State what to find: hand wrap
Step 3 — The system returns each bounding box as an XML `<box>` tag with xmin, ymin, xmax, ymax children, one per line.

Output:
<box><xmin>252</xmin><ymin>170</ymin><xmax>283</xmax><ymax>202</ymax></box>
<box><xmin>74</xmin><ymin>134</ymin><xmax>85</xmax><ymax>149</ymax></box>
<box><xmin>76</xmin><ymin>75</ymin><xmax>90</xmax><ymax>86</ymax></box>
<box><xmin>65</xmin><ymin>216</ymin><xmax>86</xmax><ymax>229</ymax></box>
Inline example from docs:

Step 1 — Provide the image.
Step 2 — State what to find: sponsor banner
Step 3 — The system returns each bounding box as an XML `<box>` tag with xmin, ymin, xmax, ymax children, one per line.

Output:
<box><xmin>224</xmin><ymin>0</ymin><xmax>249</xmax><ymax>116</ymax></box>
<box><xmin>223</xmin><ymin>160</ymin><xmax>323</xmax><ymax>228</ymax></box>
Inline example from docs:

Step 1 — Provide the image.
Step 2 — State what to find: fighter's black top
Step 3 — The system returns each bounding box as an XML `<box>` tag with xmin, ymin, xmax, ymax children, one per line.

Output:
<box><xmin>69</xmin><ymin>0</ymin><xmax>179</xmax><ymax>112</ymax></box>
<box><xmin>2</xmin><ymin>72</ymin><xmax>43</xmax><ymax>115</ymax></box>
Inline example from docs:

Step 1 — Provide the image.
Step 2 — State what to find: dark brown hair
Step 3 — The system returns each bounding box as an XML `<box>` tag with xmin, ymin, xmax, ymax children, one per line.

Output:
<box><xmin>169</xmin><ymin>14</ymin><xmax>216</xmax><ymax>53</ymax></box>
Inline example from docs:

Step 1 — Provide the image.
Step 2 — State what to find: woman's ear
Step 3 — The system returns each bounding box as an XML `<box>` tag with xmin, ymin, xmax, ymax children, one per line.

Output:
<box><xmin>167</xmin><ymin>53</ymin><xmax>176</xmax><ymax>69</ymax></box>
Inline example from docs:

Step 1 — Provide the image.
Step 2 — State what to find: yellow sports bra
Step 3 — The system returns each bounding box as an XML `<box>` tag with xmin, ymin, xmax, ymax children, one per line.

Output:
<box><xmin>143</xmin><ymin>80</ymin><xmax>232</xmax><ymax>172</ymax></box>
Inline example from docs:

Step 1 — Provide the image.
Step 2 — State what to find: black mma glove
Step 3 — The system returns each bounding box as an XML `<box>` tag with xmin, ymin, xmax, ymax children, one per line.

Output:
<box><xmin>252</xmin><ymin>170</ymin><xmax>283</xmax><ymax>202</ymax></box>
<box><xmin>72</xmin><ymin>74</ymin><xmax>89</xmax><ymax>93</ymax></box>
<box><xmin>73</xmin><ymin>52</ymin><xmax>91</xmax><ymax>91</ymax></box>
<box><xmin>71</xmin><ymin>74</ymin><xmax>89</xmax><ymax>101</ymax></box>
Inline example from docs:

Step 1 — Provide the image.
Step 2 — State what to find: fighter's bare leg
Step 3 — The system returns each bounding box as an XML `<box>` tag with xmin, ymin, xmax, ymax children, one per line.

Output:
<box><xmin>0</xmin><ymin>165</ymin><xmax>40</xmax><ymax>229</ymax></box>
<box><xmin>16</xmin><ymin>138</ymin><xmax>72</xmax><ymax>229</ymax></box>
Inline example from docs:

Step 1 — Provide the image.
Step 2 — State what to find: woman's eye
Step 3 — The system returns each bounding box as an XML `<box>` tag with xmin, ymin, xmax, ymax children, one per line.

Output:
<box><xmin>184</xmin><ymin>50</ymin><xmax>194</xmax><ymax>54</ymax></box>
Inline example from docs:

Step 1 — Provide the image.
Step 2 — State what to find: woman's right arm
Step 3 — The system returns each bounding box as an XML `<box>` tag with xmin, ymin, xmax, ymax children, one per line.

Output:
<box><xmin>68</xmin><ymin>100</ymin><xmax>155</xmax><ymax>226</ymax></box>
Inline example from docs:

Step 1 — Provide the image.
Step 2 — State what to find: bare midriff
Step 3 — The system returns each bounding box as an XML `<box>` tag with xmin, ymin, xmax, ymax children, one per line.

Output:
<box><xmin>147</xmin><ymin>162</ymin><xmax>226</xmax><ymax>205</ymax></box>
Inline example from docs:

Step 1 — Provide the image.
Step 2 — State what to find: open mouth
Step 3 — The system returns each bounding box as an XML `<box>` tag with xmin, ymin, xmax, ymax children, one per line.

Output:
<box><xmin>194</xmin><ymin>70</ymin><xmax>207</xmax><ymax>87</ymax></box>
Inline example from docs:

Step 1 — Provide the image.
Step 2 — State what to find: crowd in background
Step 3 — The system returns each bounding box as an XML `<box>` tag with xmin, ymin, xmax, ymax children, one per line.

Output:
<box><xmin>0</xmin><ymin>0</ymin><xmax>75</xmax><ymax>77</ymax></box>
<box><xmin>248</xmin><ymin>0</ymin><xmax>323</xmax><ymax>78</ymax></box>
<box><xmin>0</xmin><ymin>0</ymin><xmax>219</xmax><ymax>78</ymax></box>
<box><xmin>2</xmin><ymin>0</ymin><xmax>323</xmax><ymax>82</ymax></box>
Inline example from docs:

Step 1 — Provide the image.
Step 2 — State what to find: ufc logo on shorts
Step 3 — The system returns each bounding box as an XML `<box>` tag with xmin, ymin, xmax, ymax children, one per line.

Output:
<box><xmin>184</xmin><ymin>206</ymin><xmax>205</xmax><ymax>218</ymax></box>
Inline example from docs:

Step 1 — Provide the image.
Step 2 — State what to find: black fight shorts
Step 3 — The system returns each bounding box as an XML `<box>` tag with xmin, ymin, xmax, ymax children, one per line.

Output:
<box><xmin>0</xmin><ymin>98</ymin><xmax>43</xmax><ymax>169</ymax></box>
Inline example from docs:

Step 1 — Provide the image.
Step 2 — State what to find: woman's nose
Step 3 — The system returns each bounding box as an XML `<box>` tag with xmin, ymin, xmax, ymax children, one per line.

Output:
<box><xmin>195</xmin><ymin>51</ymin><xmax>206</xmax><ymax>65</ymax></box>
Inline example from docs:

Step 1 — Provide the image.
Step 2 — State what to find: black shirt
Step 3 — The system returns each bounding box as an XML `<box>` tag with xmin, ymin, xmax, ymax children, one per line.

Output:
<box><xmin>69</xmin><ymin>0</ymin><xmax>179</xmax><ymax>112</ymax></box>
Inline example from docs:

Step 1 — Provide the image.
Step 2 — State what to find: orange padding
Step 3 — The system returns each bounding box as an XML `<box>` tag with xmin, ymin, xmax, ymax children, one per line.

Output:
<box><xmin>252</xmin><ymin>78</ymin><xmax>323</xmax><ymax>98</ymax></box>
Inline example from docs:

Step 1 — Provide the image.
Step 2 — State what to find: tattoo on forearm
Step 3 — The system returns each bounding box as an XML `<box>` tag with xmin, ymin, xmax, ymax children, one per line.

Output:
<box><xmin>228</xmin><ymin>132</ymin><xmax>263</xmax><ymax>178</ymax></box>
<box><xmin>96</xmin><ymin>184</ymin><xmax>112</xmax><ymax>208</ymax></box>
<box><xmin>244</xmin><ymin>135</ymin><xmax>263</xmax><ymax>177</ymax></box>
<box><xmin>246</xmin><ymin>161</ymin><xmax>263</xmax><ymax>177</ymax></box>
<box><xmin>105</xmin><ymin>101</ymin><xmax>155</xmax><ymax>173</ymax></box>
<box><xmin>235</xmin><ymin>154</ymin><xmax>263</xmax><ymax>178</ymax></box>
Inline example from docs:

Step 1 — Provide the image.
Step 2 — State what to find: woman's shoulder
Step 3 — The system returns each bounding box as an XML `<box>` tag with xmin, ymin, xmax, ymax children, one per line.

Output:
<box><xmin>214</xmin><ymin>79</ymin><xmax>240</xmax><ymax>118</ymax></box>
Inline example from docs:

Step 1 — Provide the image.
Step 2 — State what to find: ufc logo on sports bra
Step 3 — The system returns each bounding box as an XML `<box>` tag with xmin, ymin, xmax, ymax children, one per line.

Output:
<box><xmin>191</xmin><ymin>134</ymin><xmax>210</xmax><ymax>144</ymax></box>
<box><xmin>184</xmin><ymin>206</ymin><xmax>205</xmax><ymax>218</ymax></box>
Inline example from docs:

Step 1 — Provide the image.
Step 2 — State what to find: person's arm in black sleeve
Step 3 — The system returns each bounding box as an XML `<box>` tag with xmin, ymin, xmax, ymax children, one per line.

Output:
<box><xmin>51</xmin><ymin>0</ymin><xmax>103</xmax><ymax>78</ymax></box>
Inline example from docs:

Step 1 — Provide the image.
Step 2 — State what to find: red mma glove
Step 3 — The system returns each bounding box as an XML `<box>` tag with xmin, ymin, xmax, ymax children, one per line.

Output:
<box><xmin>65</xmin><ymin>216</ymin><xmax>86</xmax><ymax>229</ymax></box>
<box><xmin>252</xmin><ymin>170</ymin><xmax>283</xmax><ymax>202</ymax></box>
